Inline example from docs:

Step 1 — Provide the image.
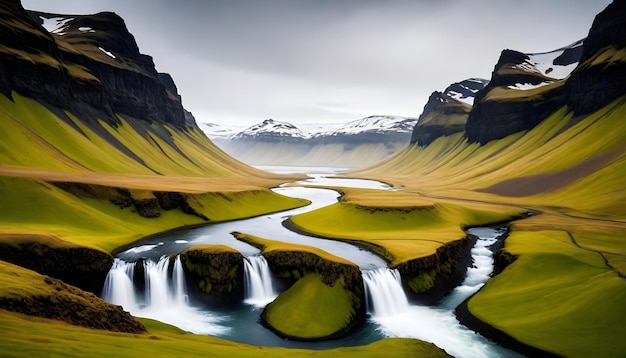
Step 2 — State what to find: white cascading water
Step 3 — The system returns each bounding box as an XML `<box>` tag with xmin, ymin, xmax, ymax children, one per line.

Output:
<box><xmin>440</xmin><ymin>227</ymin><xmax>503</xmax><ymax>310</ymax></box>
<box><xmin>102</xmin><ymin>258</ymin><xmax>138</xmax><ymax>312</ymax></box>
<box><xmin>102</xmin><ymin>256</ymin><xmax>228</xmax><ymax>335</ymax></box>
<box><xmin>362</xmin><ymin>227</ymin><xmax>518</xmax><ymax>358</ymax></box>
<box><xmin>243</xmin><ymin>256</ymin><xmax>277</xmax><ymax>307</ymax></box>
<box><xmin>362</xmin><ymin>268</ymin><xmax>410</xmax><ymax>316</ymax></box>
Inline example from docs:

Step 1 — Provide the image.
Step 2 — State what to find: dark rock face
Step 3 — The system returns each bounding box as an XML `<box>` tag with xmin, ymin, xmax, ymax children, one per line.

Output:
<box><xmin>466</xmin><ymin>87</ymin><xmax>565</xmax><ymax>145</ymax></box>
<box><xmin>465</xmin><ymin>49</ymin><xmax>567</xmax><ymax>144</ymax></box>
<box><xmin>466</xmin><ymin>1</ymin><xmax>623</xmax><ymax>145</ymax></box>
<box><xmin>180</xmin><ymin>248</ymin><xmax>244</xmax><ymax>306</ymax></box>
<box><xmin>411</xmin><ymin>79</ymin><xmax>487</xmax><ymax>146</ymax></box>
<box><xmin>154</xmin><ymin>191</ymin><xmax>184</xmax><ymax>210</ymax></box>
<box><xmin>263</xmin><ymin>250</ymin><xmax>363</xmax><ymax>291</ymax></box>
<box><xmin>0</xmin><ymin>273</ymin><xmax>146</xmax><ymax>333</ymax></box>
<box><xmin>53</xmin><ymin>182</ymin><xmax>209</xmax><ymax>220</ymax></box>
<box><xmin>0</xmin><ymin>235</ymin><xmax>113</xmax><ymax>294</ymax></box>
<box><xmin>0</xmin><ymin>1</ymin><xmax>188</xmax><ymax>128</ymax></box>
<box><xmin>565</xmin><ymin>0</ymin><xmax>626</xmax><ymax>115</ymax></box>
<box><xmin>411</xmin><ymin>91</ymin><xmax>471</xmax><ymax>146</ymax></box>
<box><xmin>395</xmin><ymin>237</ymin><xmax>475</xmax><ymax>304</ymax></box>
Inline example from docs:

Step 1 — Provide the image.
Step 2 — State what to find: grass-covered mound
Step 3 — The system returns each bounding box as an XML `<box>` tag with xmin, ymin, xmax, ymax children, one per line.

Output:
<box><xmin>233</xmin><ymin>232</ymin><xmax>366</xmax><ymax>340</ymax></box>
<box><xmin>180</xmin><ymin>245</ymin><xmax>244</xmax><ymax>306</ymax></box>
<box><xmin>263</xmin><ymin>273</ymin><xmax>361</xmax><ymax>341</ymax></box>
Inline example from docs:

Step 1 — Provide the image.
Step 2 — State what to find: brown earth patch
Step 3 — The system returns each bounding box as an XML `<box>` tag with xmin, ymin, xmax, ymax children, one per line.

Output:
<box><xmin>479</xmin><ymin>149</ymin><xmax>621</xmax><ymax>197</ymax></box>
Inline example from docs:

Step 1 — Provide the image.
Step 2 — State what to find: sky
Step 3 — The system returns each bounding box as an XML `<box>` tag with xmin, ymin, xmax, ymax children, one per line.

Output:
<box><xmin>22</xmin><ymin>0</ymin><xmax>612</xmax><ymax>127</ymax></box>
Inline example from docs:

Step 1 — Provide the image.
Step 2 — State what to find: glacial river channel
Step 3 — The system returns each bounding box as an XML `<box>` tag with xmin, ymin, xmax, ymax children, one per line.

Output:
<box><xmin>104</xmin><ymin>166</ymin><xmax>522</xmax><ymax>358</ymax></box>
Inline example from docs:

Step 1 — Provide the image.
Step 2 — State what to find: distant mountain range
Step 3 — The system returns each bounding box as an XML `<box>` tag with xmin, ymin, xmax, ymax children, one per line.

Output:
<box><xmin>201</xmin><ymin>116</ymin><xmax>420</xmax><ymax>167</ymax></box>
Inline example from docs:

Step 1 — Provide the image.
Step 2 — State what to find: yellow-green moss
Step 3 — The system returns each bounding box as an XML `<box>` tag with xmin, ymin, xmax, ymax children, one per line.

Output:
<box><xmin>263</xmin><ymin>274</ymin><xmax>357</xmax><ymax>340</ymax></box>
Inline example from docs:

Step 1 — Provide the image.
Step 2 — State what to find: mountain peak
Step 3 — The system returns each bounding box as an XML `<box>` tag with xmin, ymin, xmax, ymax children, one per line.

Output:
<box><xmin>234</xmin><ymin>119</ymin><xmax>309</xmax><ymax>142</ymax></box>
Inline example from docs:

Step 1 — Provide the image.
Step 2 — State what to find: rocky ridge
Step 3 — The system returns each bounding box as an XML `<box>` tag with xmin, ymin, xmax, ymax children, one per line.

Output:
<box><xmin>0</xmin><ymin>1</ymin><xmax>190</xmax><ymax>128</ymax></box>
<box><xmin>465</xmin><ymin>2</ymin><xmax>626</xmax><ymax>144</ymax></box>
<box><xmin>411</xmin><ymin>78</ymin><xmax>488</xmax><ymax>146</ymax></box>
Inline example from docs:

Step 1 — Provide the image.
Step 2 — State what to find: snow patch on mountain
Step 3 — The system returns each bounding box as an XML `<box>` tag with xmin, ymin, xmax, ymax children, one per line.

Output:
<box><xmin>39</xmin><ymin>15</ymin><xmax>73</xmax><ymax>35</ymax></box>
<box><xmin>234</xmin><ymin>119</ymin><xmax>310</xmax><ymax>139</ymax></box>
<box><xmin>444</xmin><ymin>78</ymin><xmax>489</xmax><ymax>105</ymax></box>
<box><xmin>316</xmin><ymin>116</ymin><xmax>418</xmax><ymax>137</ymax></box>
<box><xmin>98</xmin><ymin>47</ymin><xmax>116</xmax><ymax>59</ymax></box>
<box><xmin>508</xmin><ymin>39</ymin><xmax>584</xmax><ymax>90</ymax></box>
<box><xmin>199</xmin><ymin>122</ymin><xmax>243</xmax><ymax>140</ymax></box>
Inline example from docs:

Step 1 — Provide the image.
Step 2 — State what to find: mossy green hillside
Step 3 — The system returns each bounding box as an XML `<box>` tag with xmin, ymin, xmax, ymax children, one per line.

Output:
<box><xmin>0</xmin><ymin>92</ymin><xmax>299</xmax><ymax>182</ymax></box>
<box><xmin>290</xmin><ymin>188</ymin><xmax>523</xmax><ymax>266</ymax></box>
<box><xmin>0</xmin><ymin>310</ymin><xmax>448</xmax><ymax>357</ymax></box>
<box><xmin>467</xmin><ymin>229</ymin><xmax>626</xmax><ymax>357</ymax></box>
<box><xmin>350</xmin><ymin>96</ymin><xmax>626</xmax><ymax>354</ymax></box>
<box><xmin>0</xmin><ymin>175</ymin><xmax>306</xmax><ymax>254</ymax></box>
<box><xmin>263</xmin><ymin>273</ymin><xmax>360</xmax><ymax>340</ymax></box>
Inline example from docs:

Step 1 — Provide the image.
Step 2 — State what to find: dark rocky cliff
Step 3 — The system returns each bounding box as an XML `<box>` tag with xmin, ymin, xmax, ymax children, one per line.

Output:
<box><xmin>565</xmin><ymin>0</ymin><xmax>626</xmax><ymax>115</ymax></box>
<box><xmin>466</xmin><ymin>0</ymin><xmax>624</xmax><ymax>145</ymax></box>
<box><xmin>465</xmin><ymin>50</ymin><xmax>567</xmax><ymax>144</ymax></box>
<box><xmin>0</xmin><ymin>0</ymin><xmax>188</xmax><ymax>127</ymax></box>
<box><xmin>411</xmin><ymin>79</ymin><xmax>487</xmax><ymax>146</ymax></box>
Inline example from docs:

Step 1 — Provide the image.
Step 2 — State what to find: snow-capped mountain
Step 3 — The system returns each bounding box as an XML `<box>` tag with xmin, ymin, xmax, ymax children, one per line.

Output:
<box><xmin>233</xmin><ymin>119</ymin><xmax>309</xmax><ymax>142</ymax></box>
<box><xmin>494</xmin><ymin>39</ymin><xmax>584</xmax><ymax>91</ymax></box>
<box><xmin>316</xmin><ymin>116</ymin><xmax>418</xmax><ymax>137</ymax></box>
<box><xmin>410</xmin><ymin>78</ymin><xmax>488</xmax><ymax>146</ymax></box>
<box><xmin>201</xmin><ymin>115</ymin><xmax>418</xmax><ymax>168</ymax></box>
<box><xmin>467</xmin><ymin>39</ymin><xmax>585</xmax><ymax>144</ymax></box>
<box><xmin>199</xmin><ymin>122</ymin><xmax>244</xmax><ymax>141</ymax></box>
<box><xmin>518</xmin><ymin>39</ymin><xmax>584</xmax><ymax>80</ymax></box>
<box><xmin>443</xmin><ymin>78</ymin><xmax>490</xmax><ymax>105</ymax></box>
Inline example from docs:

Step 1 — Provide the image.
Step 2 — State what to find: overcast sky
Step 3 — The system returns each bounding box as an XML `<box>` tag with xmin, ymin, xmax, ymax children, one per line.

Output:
<box><xmin>22</xmin><ymin>0</ymin><xmax>611</xmax><ymax>126</ymax></box>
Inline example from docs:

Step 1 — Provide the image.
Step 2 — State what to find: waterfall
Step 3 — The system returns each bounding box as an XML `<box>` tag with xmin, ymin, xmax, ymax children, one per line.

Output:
<box><xmin>362</xmin><ymin>268</ymin><xmax>410</xmax><ymax>317</ymax></box>
<box><xmin>172</xmin><ymin>255</ymin><xmax>188</xmax><ymax>305</ymax></box>
<box><xmin>440</xmin><ymin>227</ymin><xmax>503</xmax><ymax>310</ymax></box>
<box><xmin>102</xmin><ymin>256</ymin><xmax>228</xmax><ymax>335</ymax></box>
<box><xmin>361</xmin><ymin>230</ymin><xmax>518</xmax><ymax>358</ymax></box>
<box><xmin>102</xmin><ymin>259</ymin><xmax>138</xmax><ymax>311</ymax></box>
<box><xmin>243</xmin><ymin>256</ymin><xmax>276</xmax><ymax>307</ymax></box>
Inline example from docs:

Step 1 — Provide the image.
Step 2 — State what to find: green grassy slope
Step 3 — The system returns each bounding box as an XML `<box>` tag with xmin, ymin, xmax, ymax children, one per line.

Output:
<box><xmin>0</xmin><ymin>92</ymin><xmax>308</xmax><ymax>253</ymax></box>
<box><xmin>345</xmin><ymin>96</ymin><xmax>626</xmax><ymax>355</ymax></box>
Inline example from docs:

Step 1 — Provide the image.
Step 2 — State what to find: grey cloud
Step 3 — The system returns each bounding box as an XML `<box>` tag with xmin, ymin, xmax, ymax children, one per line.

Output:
<box><xmin>21</xmin><ymin>0</ymin><xmax>613</xmax><ymax>124</ymax></box>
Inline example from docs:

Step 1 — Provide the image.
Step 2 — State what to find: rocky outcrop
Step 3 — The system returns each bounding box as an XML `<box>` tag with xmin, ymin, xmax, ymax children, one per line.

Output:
<box><xmin>465</xmin><ymin>49</ymin><xmax>567</xmax><ymax>144</ymax></box>
<box><xmin>411</xmin><ymin>92</ymin><xmax>471</xmax><ymax>146</ymax></box>
<box><xmin>466</xmin><ymin>1</ymin><xmax>624</xmax><ymax>145</ymax></box>
<box><xmin>0</xmin><ymin>1</ymin><xmax>188</xmax><ymax>128</ymax></box>
<box><xmin>565</xmin><ymin>0</ymin><xmax>626</xmax><ymax>115</ymax></box>
<box><xmin>0</xmin><ymin>269</ymin><xmax>145</xmax><ymax>334</ymax></box>
<box><xmin>0</xmin><ymin>234</ymin><xmax>113</xmax><ymax>294</ymax></box>
<box><xmin>179</xmin><ymin>245</ymin><xmax>244</xmax><ymax>306</ymax></box>
<box><xmin>53</xmin><ymin>182</ymin><xmax>209</xmax><ymax>220</ymax></box>
<box><xmin>262</xmin><ymin>250</ymin><xmax>363</xmax><ymax>291</ymax></box>
<box><xmin>394</xmin><ymin>237</ymin><xmax>475</xmax><ymax>304</ymax></box>
<box><xmin>411</xmin><ymin>79</ymin><xmax>487</xmax><ymax>146</ymax></box>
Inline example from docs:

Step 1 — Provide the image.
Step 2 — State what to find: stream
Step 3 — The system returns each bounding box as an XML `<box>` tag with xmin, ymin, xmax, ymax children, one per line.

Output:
<box><xmin>103</xmin><ymin>166</ymin><xmax>522</xmax><ymax>357</ymax></box>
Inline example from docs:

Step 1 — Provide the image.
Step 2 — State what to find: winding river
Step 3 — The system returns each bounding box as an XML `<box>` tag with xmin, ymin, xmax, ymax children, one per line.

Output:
<box><xmin>104</xmin><ymin>166</ymin><xmax>522</xmax><ymax>357</ymax></box>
